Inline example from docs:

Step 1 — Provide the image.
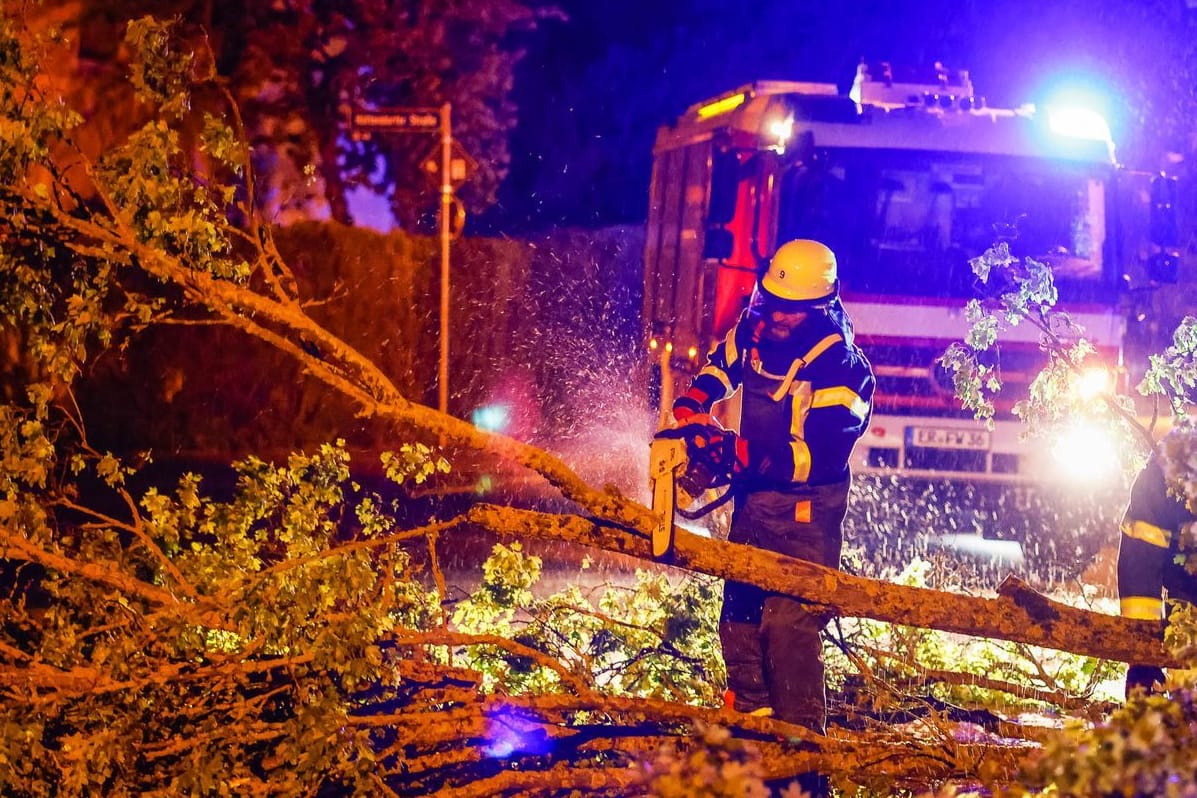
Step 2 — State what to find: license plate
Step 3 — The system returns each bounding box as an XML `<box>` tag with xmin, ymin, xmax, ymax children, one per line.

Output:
<box><xmin>907</xmin><ymin>426</ymin><xmax>991</xmax><ymax>451</ymax></box>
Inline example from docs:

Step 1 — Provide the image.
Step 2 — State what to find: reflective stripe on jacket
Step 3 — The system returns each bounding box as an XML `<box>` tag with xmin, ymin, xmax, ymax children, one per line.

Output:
<box><xmin>1117</xmin><ymin>450</ymin><xmax>1197</xmax><ymax>620</ymax></box>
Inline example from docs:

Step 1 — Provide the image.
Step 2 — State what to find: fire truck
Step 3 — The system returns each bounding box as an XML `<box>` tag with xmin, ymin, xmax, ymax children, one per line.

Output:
<box><xmin>643</xmin><ymin>64</ymin><xmax>1179</xmax><ymax>484</ymax></box>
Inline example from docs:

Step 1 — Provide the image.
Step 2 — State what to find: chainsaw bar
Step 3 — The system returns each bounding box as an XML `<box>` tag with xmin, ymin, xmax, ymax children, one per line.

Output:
<box><xmin>648</xmin><ymin>437</ymin><xmax>687</xmax><ymax>559</ymax></box>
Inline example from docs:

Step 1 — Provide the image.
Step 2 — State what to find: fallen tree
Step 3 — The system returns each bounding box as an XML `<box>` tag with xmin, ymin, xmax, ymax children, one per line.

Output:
<box><xmin>1</xmin><ymin>11</ymin><xmax>1189</xmax><ymax>797</ymax></box>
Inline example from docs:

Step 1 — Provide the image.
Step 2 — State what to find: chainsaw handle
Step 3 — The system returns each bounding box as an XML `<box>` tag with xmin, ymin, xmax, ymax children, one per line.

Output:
<box><xmin>652</xmin><ymin>421</ymin><xmax>724</xmax><ymax>446</ymax></box>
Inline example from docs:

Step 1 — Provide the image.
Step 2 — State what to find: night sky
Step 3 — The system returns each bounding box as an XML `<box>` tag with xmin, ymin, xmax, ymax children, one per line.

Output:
<box><xmin>484</xmin><ymin>0</ymin><xmax>1194</xmax><ymax>232</ymax></box>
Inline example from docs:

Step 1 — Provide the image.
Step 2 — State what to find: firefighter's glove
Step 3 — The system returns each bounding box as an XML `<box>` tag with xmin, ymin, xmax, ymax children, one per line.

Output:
<box><xmin>690</xmin><ymin>424</ymin><xmax>748</xmax><ymax>473</ymax></box>
<box><xmin>653</xmin><ymin>422</ymin><xmax>749</xmax><ymax>492</ymax></box>
<box><xmin>680</xmin><ymin>423</ymin><xmax>749</xmax><ymax>492</ymax></box>
<box><xmin>1125</xmin><ymin>664</ymin><xmax>1166</xmax><ymax>700</ymax></box>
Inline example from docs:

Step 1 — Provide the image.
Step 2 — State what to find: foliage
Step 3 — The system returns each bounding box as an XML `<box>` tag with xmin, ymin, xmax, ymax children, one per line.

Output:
<box><xmin>1019</xmin><ymin>689</ymin><xmax>1197</xmax><ymax>798</ymax></box>
<box><xmin>381</xmin><ymin>443</ymin><xmax>451</xmax><ymax>486</ymax></box>
<box><xmin>829</xmin><ymin>559</ymin><xmax>1122</xmax><ymax>728</ymax></box>
<box><xmin>944</xmin><ymin>242</ymin><xmax>1197</xmax><ymax>796</ymax></box>
<box><xmin>1158</xmin><ymin>424</ymin><xmax>1197</xmax><ymax>519</ymax></box>
<box><xmin>42</xmin><ymin>0</ymin><xmax>557</xmax><ymax>227</ymax></box>
<box><xmin>640</xmin><ymin>723</ymin><xmax>770</xmax><ymax>798</ymax></box>
<box><xmin>1163</xmin><ymin>599</ymin><xmax>1197</xmax><ymax>668</ymax></box>
<box><xmin>938</xmin><ymin>243</ymin><xmax>1150</xmax><ymax>465</ymax></box>
<box><xmin>0</xmin><ymin>438</ymin><xmax>442</xmax><ymax>794</ymax></box>
<box><xmin>451</xmin><ymin>546</ymin><xmax>725</xmax><ymax>703</ymax></box>
<box><xmin>1141</xmin><ymin>316</ymin><xmax>1197</xmax><ymax>422</ymax></box>
<box><xmin>944</xmin><ymin>242</ymin><xmax>1196</xmax><ymax>499</ymax></box>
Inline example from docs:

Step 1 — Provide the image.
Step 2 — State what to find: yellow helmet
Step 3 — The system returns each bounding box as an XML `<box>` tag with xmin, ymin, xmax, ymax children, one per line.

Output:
<box><xmin>760</xmin><ymin>239</ymin><xmax>838</xmax><ymax>303</ymax></box>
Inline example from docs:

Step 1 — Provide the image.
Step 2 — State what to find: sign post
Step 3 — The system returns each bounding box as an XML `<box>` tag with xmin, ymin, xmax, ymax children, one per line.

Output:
<box><xmin>350</xmin><ymin>102</ymin><xmax>474</xmax><ymax>420</ymax></box>
<box><xmin>437</xmin><ymin>102</ymin><xmax>451</xmax><ymax>422</ymax></box>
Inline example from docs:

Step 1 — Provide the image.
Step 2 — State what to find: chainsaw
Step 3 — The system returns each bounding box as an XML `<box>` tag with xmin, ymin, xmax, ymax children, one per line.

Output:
<box><xmin>647</xmin><ymin>421</ymin><xmax>738</xmax><ymax>560</ymax></box>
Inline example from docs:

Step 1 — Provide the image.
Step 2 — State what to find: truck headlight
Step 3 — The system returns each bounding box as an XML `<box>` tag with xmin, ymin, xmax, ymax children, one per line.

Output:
<box><xmin>767</xmin><ymin>115</ymin><xmax>794</xmax><ymax>148</ymax></box>
<box><xmin>1050</xmin><ymin>420</ymin><xmax>1119</xmax><ymax>482</ymax></box>
<box><xmin>1072</xmin><ymin>365</ymin><xmax>1114</xmax><ymax>402</ymax></box>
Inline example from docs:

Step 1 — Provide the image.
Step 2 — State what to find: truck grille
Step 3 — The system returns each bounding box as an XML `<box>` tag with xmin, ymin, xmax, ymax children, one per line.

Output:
<box><xmin>862</xmin><ymin>342</ymin><xmax>1041</xmax><ymax>419</ymax></box>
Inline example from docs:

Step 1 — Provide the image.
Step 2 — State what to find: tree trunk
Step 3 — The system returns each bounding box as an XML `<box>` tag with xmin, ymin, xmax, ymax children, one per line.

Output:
<box><xmin>469</xmin><ymin>505</ymin><xmax>1175</xmax><ymax>668</ymax></box>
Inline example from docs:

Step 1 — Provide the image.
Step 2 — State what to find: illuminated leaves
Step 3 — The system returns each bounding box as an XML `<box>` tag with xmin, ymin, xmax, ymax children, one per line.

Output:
<box><xmin>1158</xmin><ymin>424</ymin><xmax>1197</xmax><ymax>514</ymax></box>
<box><xmin>967</xmin><ymin>241</ymin><xmax>1016</xmax><ymax>284</ymax></box>
<box><xmin>0</xmin><ymin>22</ymin><xmax>81</xmax><ymax>182</ymax></box>
<box><xmin>948</xmin><ymin>251</ymin><xmax>1197</xmax><ymax>797</ymax></box>
<box><xmin>1019</xmin><ymin>256</ymin><xmax>1058</xmax><ymax>314</ymax></box>
<box><xmin>642</xmin><ymin>723</ymin><xmax>769</xmax><ymax>798</ymax></box>
<box><xmin>199</xmin><ymin>113</ymin><xmax>245</xmax><ymax>175</ymax></box>
<box><xmin>0</xmin><ymin>409</ymin><xmax>55</xmax><ymax>491</ymax></box>
<box><xmin>964</xmin><ymin>299</ymin><xmax>998</xmax><ymax>351</ymax></box>
<box><xmin>476</xmin><ymin>541</ymin><xmax>541</xmax><ymax>613</ymax></box>
<box><xmin>448</xmin><ymin>544</ymin><xmax>725</xmax><ymax>705</ymax></box>
<box><xmin>1025</xmin><ymin>690</ymin><xmax>1197</xmax><ymax>798</ymax></box>
<box><xmin>938</xmin><ymin>342</ymin><xmax>999</xmax><ymax>426</ymax></box>
<box><xmin>1139</xmin><ymin>315</ymin><xmax>1197</xmax><ymax>420</ymax></box>
<box><xmin>96</xmin><ymin>117</ymin><xmax>240</xmax><ymax>278</ymax></box>
<box><xmin>946</xmin><ymin>242</ymin><xmax>1149</xmax><ymax>469</ymax></box>
<box><xmin>380</xmin><ymin>443</ymin><xmax>451</xmax><ymax>485</ymax></box>
<box><xmin>0</xmin><ymin>20</ymin><xmax>244</xmax><ymax>409</ymax></box>
<box><xmin>1163</xmin><ymin>599</ymin><xmax>1197</xmax><ymax>666</ymax></box>
<box><xmin>124</xmin><ymin>17</ymin><xmax>193</xmax><ymax>115</ymax></box>
<box><xmin>0</xmin><ymin>435</ymin><xmax>437</xmax><ymax>792</ymax></box>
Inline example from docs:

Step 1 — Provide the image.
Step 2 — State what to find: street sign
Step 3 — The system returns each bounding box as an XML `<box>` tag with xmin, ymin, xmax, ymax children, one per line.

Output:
<box><xmin>420</xmin><ymin>139</ymin><xmax>478</xmax><ymax>186</ymax></box>
<box><xmin>348</xmin><ymin>98</ymin><xmax>461</xmax><ymax>422</ymax></box>
<box><xmin>350</xmin><ymin>107</ymin><xmax>441</xmax><ymax>134</ymax></box>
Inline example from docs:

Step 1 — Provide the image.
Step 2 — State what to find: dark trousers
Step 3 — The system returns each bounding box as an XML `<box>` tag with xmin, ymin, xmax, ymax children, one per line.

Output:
<box><xmin>720</xmin><ymin>480</ymin><xmax>848</xmax><ymax>732</ymax></box>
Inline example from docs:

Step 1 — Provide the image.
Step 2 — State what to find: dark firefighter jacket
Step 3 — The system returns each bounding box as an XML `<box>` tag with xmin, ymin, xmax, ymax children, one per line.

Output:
<box><xmin>672</xmin><ymin>308</ymin><xmax>875</xmax><ymax>489</ymax></box>
<box><xmin>1118</xmin><ymin>447</ymin><xmax>1197</xmax><ymax>621</ymax></box>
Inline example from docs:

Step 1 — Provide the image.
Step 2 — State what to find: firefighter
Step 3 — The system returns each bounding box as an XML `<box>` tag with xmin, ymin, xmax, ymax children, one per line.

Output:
<box><xmin>670</xmin><ymin>239</ymin><xmax>875</xmax><ymax>742</ymax></box>
<box><xmin>1118</xmin><ymin>426</ymin><xmax>1197</xmax><ymax>698</ymax></box>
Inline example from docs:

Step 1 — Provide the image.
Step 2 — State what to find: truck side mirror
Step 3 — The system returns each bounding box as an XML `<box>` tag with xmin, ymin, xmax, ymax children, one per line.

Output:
<box><xmin>1148</xmin><ymin>173</ymin><xmax>1180</xmax><ymax>284</ymax></box>
<box><xmin>1149</xmin><ymin>173</ymin><xmax>1179</xmax><ymax>248</ymax></box>
<box><xmin>703</xmin><ymin>147</ymin><xmax>740</xmax><ymax>261</ymax></box>
<box><xmin>708</xmin><ymin>148</ymin><xmax>739</xmax><ymax>225</ymax></box>
<box><xmin>703</xmin><ymin>226</ymin><xmax>734</xmax><ymax>261</ymax></box>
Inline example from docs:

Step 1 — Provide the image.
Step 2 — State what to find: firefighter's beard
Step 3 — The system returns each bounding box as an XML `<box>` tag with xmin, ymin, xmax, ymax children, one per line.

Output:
<box><xmin>761</xmin><ymin>310</ymin><xmax>808</xmax><ymax>342</ymax></box>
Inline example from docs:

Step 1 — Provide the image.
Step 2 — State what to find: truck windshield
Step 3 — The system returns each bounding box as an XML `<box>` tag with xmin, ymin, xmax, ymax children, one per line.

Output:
<box><xmin>776</xmin><ymin>148</ymin><xmax>1115</xmax><ymax>300</ymax></box>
